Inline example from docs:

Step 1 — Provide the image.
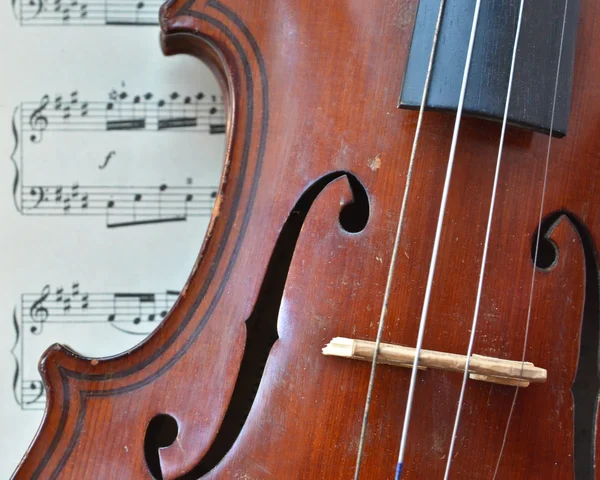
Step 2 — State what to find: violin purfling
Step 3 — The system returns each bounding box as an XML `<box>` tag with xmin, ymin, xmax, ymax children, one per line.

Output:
<box><xmin>11</xmin><ymin>0</ymin><xmax>600</xmax><ymax>478</ymax></box>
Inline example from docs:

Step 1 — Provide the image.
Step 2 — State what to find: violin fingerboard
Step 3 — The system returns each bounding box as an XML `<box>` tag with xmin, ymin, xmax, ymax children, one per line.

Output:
<box><xmin>399</xmin><ymin>0</ymin><xmax>581</xmax><ymax>137</ymax></box>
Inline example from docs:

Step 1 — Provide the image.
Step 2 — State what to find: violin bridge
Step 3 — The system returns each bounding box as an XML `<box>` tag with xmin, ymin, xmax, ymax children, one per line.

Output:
<box><xmin>322</xmin><ymin>337</ymin><xmax>547</xmax><ymax>387</ymax></box>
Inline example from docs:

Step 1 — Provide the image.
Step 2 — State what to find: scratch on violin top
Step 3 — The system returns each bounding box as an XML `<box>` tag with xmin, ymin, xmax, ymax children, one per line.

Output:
<box><xmin>176</xmin><ymin>436</ymin><xmax>185</xmax><ymax>453</ymax></box>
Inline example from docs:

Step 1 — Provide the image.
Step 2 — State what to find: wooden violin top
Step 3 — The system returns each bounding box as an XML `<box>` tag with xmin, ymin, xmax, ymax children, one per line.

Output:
<box><xmin>11</xmin><ymin>0</ymin><xmax>600</xmax><ymax>478</ymax></box>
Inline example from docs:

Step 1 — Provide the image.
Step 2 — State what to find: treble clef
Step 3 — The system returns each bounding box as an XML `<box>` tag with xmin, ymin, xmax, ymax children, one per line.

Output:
<box><xmin>29</xmin><ymin>95</ymin><xmax>50</xmax><ymax>143</ymax></box>
<box><xmin>29</xmin><ymin>285</ymin><xmax>50</xmax><ymax>335</ymax></box>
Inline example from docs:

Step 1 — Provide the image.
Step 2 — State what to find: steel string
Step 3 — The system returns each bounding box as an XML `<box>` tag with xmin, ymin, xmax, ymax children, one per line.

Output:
<box><xmin>395</xmin><ymin>1</ymin><xmax>483</xmax><ymax>478</ymax></box>
<box><xmin>353</xmin><ymin>1</ymin><xmax>448</xmax><ymax>478</ymax></box>
<box><xmin>443</xmin><ymin>1</ymin><xmax>526</xmax><ymax>478</ymax></box>
<box><xmin>493</xmin><ymin>0</ymin><xmax>571</xmax><ymax>477</ymax></box>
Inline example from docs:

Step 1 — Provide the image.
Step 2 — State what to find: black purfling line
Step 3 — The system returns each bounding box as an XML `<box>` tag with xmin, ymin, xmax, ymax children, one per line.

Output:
<box><xmin>33</xmin><ymin>367</ymin><xmax>70</xmax><ymax>479</ymax></box>
<box><xmin>47</xmin><ymin>388</ymin><xmax>85</xmax><ymax>480</ymax></box>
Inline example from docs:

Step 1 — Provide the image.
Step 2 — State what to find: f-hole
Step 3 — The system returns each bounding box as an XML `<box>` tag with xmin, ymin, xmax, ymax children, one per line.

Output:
<box><xmin>168</xmin><ymin>171</ymin><xmax>369</xmax><ymax>478</ymax></box>
<box><xmin>145</xmin><ymin>414</ymin><xmax>179</xmax><ymax>479</ymax></box>
<box><xmin>533</xmin><ymin>211</ymin><xmax>600</xmax><ymax>479</ymax></box>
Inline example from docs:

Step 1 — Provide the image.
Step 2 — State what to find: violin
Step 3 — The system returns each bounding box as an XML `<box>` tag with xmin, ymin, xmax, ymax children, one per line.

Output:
<box><xmin>11</xmin><ymin>0</ymin><xmax>600</xmax><ymax>478</ymax></box>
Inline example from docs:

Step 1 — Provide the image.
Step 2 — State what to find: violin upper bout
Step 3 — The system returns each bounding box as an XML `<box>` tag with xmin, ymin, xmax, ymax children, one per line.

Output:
<box><xmin>159</xmin><ymin>0</ymin><xmax>206</xmax><ymax>37</ymax></box>
<box><xmin>159</xmin><ymin>0</ymin><xmax>238</xmax><ymax>43</ymax></box>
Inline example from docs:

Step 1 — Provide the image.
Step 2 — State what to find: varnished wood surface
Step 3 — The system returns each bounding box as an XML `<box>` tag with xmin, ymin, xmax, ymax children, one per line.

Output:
<box><xmin>11</xmin><ymin>0</ymin><xmax>600</xmax><ymax>478</ymax></box>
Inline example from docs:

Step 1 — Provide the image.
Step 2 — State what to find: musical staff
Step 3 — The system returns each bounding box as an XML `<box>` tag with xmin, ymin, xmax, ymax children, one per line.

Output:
<box><xmin>13</xmin><ymin>0</ymin><xmax>164</xmax><ymax>26</ymax></box>
<box><xmin>21</xmin><ymin>184</ymin><xmax>217</xmax><ymax>227</ymax></box>
<box><xmin>21</xmin><ymin>91</ymin><xmax>226</xmax><ymax>139</ymax></box>
<box><xmin>13</xmin><ymin>283</ymin><xmax>181</xmax><ymax>409</ymax></box>
<box><xmin>19</xmin><ymin>380</ymin><xmax>45</xmax><ymax>410</ymax></box>
<box><xmin>11</xmin><ymin>87</ymin><xmax>224</xmax><ymax>228</ymax></box>
<box><xmin>22</xmin><ymin>283</ymin><xmax>180</xmax><ymax>332</ymax></box>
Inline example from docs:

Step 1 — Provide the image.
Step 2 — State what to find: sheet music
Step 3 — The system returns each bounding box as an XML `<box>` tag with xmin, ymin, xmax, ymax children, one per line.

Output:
<box><xmin>14</xmin><ymin>0</ymin><xmax>163</xmax><ymax>26</ymax></box>
<box><xmin>0</xmin><ymin>2</ymin><xmax>224</xmax><ymax>475</ymax></box>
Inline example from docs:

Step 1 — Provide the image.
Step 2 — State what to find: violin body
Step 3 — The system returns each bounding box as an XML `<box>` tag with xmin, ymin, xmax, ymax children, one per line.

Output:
<box><xmin>12</xmin><ymin>0</ymin><xmax>600</xmax><ymax>478</ymax></box>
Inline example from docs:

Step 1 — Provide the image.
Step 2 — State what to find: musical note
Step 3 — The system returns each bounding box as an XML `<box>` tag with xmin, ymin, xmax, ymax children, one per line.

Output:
<box><xmin>13</xmin><ymin>286</ymin><xmax>181</xmax><ymax>411</ymax></box>
<box><xmin>14</xmin><ymin>0</ymin><xmax>165</xmax><ymax>25</ymax></box>
<box><xmin>21</xmin><ymin>284</ymin><xmax>180</xmax><ymax>332</ymax></box>
<box><xmin>20</xmin><ymin>179</ymin><xmax>216</xmax><ymax>226</ymax></box>
<box><xmin>20</xmin><ymin>90</ymin><xmax>225</xmax><ymax>136</ymax></box>
<box><xmin>109</xmin><ymin>293</ymin><xmax>157</xmax><ymax>333</ymax></box>
<box><xmin>163</xmin><ymin>290</ymin><xmax>180</xmax><ymax>316</ymax></box>
<box><xmin>106</xmin><ymin>0</ymin><xmax>158</xmax><ymax>26</ymax></box>
<box><xmin>14</xmin><ymin>88</ymin><xmax>223</xmax><ymax>229</ymax></box>
<box><xmin>208</xmin><ymin>94</ymin><xmax>226</xmax><ymax>134</ymax></box>
<box><xmin>22</xmin><ymin>380</ymin><xmax>45</xmax><ymax>407</ymax></box>
<box><xmin>183</xmin><ymin>193</ymin><xmax>194</xmax><ymax>217</ymax></box>
<box><xmin>98</xmin><ymin>183</ymin><xmax>214</xmax><ymax>228</ymax></box>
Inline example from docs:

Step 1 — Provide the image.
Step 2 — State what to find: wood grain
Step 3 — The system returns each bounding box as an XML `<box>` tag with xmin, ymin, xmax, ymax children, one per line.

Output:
<box><xmin>11</xmin><ymin>0</ymin><xmax>600</xmax><ymax>478</ymax></box>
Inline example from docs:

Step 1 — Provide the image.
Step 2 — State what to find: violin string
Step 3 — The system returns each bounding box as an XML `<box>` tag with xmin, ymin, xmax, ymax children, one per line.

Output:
<box><xmin>395</xmin><ymin>1</ymin><xmax>482</xmax><ymax>478</ymax></box>
<box><xmin>442</xmin><ymin>1</ymin><xmax>526</xmax><ymax>478</ymax></box>
<box><xmin>492</xmin><ymin>1</ymin><xmax>570</xmax><ymax>477</ymax></box>
<box><xmin>353</xmin><ymin>1</ymin><xmax>448</xmax><ymax>478</ymax></box>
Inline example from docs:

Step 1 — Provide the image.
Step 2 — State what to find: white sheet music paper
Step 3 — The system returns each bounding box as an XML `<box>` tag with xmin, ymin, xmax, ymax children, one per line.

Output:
<box><xmin>0</xmin><ymin>2</ymin><xmax>224</xmax><ymax>475</ymax></box>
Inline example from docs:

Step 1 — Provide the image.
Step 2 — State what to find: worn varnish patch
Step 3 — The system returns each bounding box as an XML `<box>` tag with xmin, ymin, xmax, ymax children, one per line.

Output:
<box><xmin>367</xmin><ymin>154</ymin><xmax>382</xmax><ymax>171</ymax></box>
